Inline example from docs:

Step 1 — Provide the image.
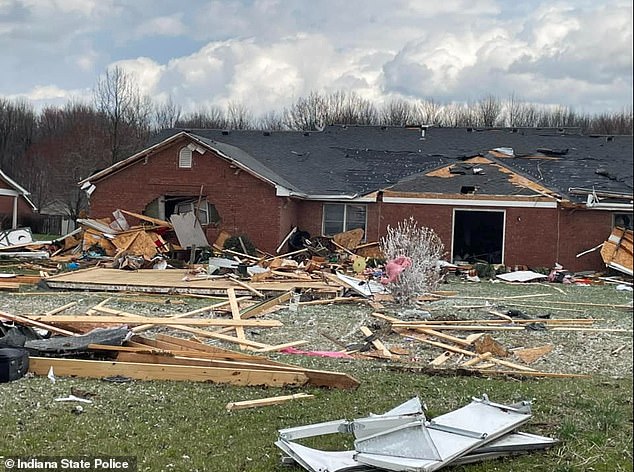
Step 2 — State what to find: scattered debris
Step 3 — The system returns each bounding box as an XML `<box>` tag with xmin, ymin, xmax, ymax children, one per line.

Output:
<box><xmin>276</xmin><ymin>395</ymin><xmax>557</xmax><ymax>471</ymax></box>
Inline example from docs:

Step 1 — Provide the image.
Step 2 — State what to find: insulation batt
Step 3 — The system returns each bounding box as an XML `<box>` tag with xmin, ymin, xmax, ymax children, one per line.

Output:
<box><xmin>380</xmin><ymin>256</ymin><xmax>412</xmax><ymax>284</ymax></box>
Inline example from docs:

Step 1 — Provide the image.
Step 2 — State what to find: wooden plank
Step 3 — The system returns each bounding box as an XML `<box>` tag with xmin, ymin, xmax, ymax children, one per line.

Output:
<box><xmin>396</xmin><ymin>332</ymin><xmax>537</xmax><ymax>372</ymax></box>
<box><xmin>227</xmin><ymin>275</ymin><xmax>265</xmax><ymax>298</ymax></box>
<box><xmin>44</xmin><ymin>302</ymin><xmax>78</xmax><ymax>316</ymax></box>
<box><xmin>119</xmin><ymin>209</ymin><xmax>173</xmax><ymax>228</ymax></box>
<box><xmin>392</xmin><ymin>324</ymin><xmax>527</xmax><ymax>332</ymax></box>
<box><xmin>162</xmin><ymin>325</ymin><xmax>270</xmax><ymax>349</ymax></box>
<box><xmin>0</xmin><ymin>310</ymin><xmax>77</xmax><ymax>336</ymax></box>
<box><xmin>227</xmin><ymin>288</ymin><xmax>247</xmax><ymax>350</ymax></box>
<box><xmin>462</xmin><ymin>352</ymin><xmax>493</xmax><ymax>367</ymax></box>
<box><xmin>143</xmin><ymin>335</ymin><xmax>271</xmax><ymax>362</ymax></box>
<box><xmin>28</xmin><ymin>357</ymin><xmax>308</xmax><ymax>387</ymax></box>
<box><xmin>226</xmin><ymin>393</ymin><xmax>314</xmax><ymax>411</ymax></box>
<box><xmin>430</xmin><ymin>351</ymin><xmax>453</xmax><ymax>366</ymax></box>
<box><xmin>26</xmin><ymin>315</ymin><xmax>282</xmax><ymax>328</ymax></box>
<box><xmin>150</xmin><ymin>335</ymin><xmax>359</xmax><ymax>390</ymax></box>
<box><xmin>359</xmin><ymin>326</ymin><xmax>392</xmax><ymax>357</ymax></box>
<box><xmin>239</xmin><ymin>291</ymin><xmax>292</xmax><ymax>318</ymax></box>
<box><xmin>129</xmin><ymin>298</ymin><xmax>250</xmax><ymax>333</ymax></box>
<box><xmin>409</xmin><ymin>328</ymin><xmax>473</xmax><ymax>347</ymax></box>
<box><xmin>253</xmin><ymin>341</ymin><xmax>309</xmax><ymax>353</ymax></box>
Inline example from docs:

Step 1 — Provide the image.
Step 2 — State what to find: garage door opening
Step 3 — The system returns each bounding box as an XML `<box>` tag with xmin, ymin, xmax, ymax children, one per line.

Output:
<box><xmin>452</xmin><ymin>210</ymin><xmax>504</xmax><ymax>264</ymax></box>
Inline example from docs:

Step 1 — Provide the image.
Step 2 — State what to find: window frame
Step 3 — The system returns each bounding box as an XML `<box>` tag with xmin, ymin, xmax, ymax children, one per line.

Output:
<box><xmin>322</xmin><ymin>203</ymin><xmax>367</xmax><ymax>238</ymax></box>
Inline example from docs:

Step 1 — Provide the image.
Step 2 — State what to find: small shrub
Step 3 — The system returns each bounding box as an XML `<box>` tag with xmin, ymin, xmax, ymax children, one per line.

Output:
<box><xmin>380</xmin><ymin>217</ymin><xmax>445</xmax><ymax>304</ymax></box>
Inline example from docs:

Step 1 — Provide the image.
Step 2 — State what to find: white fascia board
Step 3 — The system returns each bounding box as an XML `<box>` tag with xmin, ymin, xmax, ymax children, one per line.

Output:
<box><xmin>0</xmin><ymin>169</ymin><xmax>30</xmax><ymax>195</ymax></box>
<box><xmin>383</xmin><ymin>196</ymin><xmax>557</xmax><ymax>208</ymax></box>
<box><xmin>275</xmin><ymin>185</ymin><xmax>307</xmax><ymax>198</ymax></box>
<box><xmin>0</xmin><ymin>188</ymin><xmax>20</xmax><ymax>197</ymax></box>
<box><xmin>305</xmin><ymin>194</ymin><xmax>377</xmax><ymax>202</ymax></box>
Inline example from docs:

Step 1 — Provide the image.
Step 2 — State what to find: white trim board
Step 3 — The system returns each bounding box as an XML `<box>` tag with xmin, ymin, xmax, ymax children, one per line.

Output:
<box><xmin>383</xmin><ymin>196</ymin><xmax>557</xmax><ymax>208</ymax></box>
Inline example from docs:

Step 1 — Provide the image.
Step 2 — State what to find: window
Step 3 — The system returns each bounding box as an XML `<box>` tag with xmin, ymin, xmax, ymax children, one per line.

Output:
<box><xmin>179</xmin><ymin>147</ymin><xmax>192</xmax><ymax>168</ymax></box>
<box><xmin>322</xmin><ymin>204</ymin><xmax>367</xmax><ymax>236</ymax></box>
<box><xmin>174</xmin><ymin>199</ymin><xmax>220</xmax><ymax>226</ymax></box>
<box><xmin>613</xmin><ymin>213</ymin><xmax>633</xmax><ymax>230</ymax></box>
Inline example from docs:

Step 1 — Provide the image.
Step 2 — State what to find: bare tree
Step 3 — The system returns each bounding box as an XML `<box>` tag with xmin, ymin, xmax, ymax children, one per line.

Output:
<box><xmin>0</xmin><ymin>98</ymin><xmax>36</xmax><ymax>172</ymax></box>
<box><xmin>326</xmin><ymin>90</ymin><xmax>378</xmax><ymax>125</ymax></box>
<box><xmin>177</xmin><ymin>105</ymin><xmax>228</xmax><ymax>129</ymax></box>
<box><xmin>416</xmin><ymin>99</ymin><xmax>442</xmax><ymax>125</ymax></box>
<box><xmin>477</xmin><ymin>94</ymin><xmax>503</xmax><ymax>127</ymax></box>
<box><xmin>94</xmin><ymin>66</ymin><xmax>152</xmax><ymax>164</ymax></box>
<box><xmin>380</xmin><ymin>98</ymin><xmax>416</xmax><ymax>126</ymax></box>
<box><xmin>153</xmin><ymin>96</ymin><xmax>182</xmax><ymax>131</ymax></box>
<box><xmin>256</xmin><ymin>110</ymin><xmax>285</xmax><ymax>130</ymax></box>
<box><xmin>283</xmin><ymin>92</ymin><xmax>329</xmax><ymax>130</ymax></box>
<box><xmin>227</xmin><ymin>101</ymin><xmax>252</xmax><ymax>129</ymax></box>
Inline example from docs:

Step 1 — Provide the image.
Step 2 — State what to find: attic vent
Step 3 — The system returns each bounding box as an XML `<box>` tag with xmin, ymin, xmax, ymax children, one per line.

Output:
<box><xmin>460</xmin><ymin>185</ymin><xmax>477</xmax><ymax>194</ymax></box>
<box><xmin>178</xmin><ymin>147</ymin><xmax>192</xmax><ymax>168</ymax></box>
<box><xmin>606</xmin><ymin>136</ymin><xmax>614</xmax><ymax>142</ymax></box>
<box><xmin>263</xmin><ymin>131</ymin><xmax>271</xmax><ymax>136</ymax></box>
<box><xmin>467</xmin><ymin>127</ymin><xmax>473</xmax><ymax>133</ymax></box>
<box><xmin>221</xmin><ymin>130</ymin><xmax>230</xmax><ymax>135</ymax></box>
<box><xmin>511</xmin><ymin>128</ymin><xmax>518</xmax><ymax>133</ymax></box>
<box><xmin>303</xmin><ymin>132</ymin><xmax>310</xmax><ymax>137</ymax></box>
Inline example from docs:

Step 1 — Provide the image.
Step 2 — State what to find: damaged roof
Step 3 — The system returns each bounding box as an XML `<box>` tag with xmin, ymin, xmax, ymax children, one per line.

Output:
<box><xmin>121</xmin><ymin>126</ymin><xmax>634</xmax><ymax>202</ymax></box>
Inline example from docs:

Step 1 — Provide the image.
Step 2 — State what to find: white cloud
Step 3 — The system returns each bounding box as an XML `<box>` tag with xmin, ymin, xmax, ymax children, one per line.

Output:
<box><xmin>1</xmin><ymin>0</ymin><xmax>632</xmax><ymax>115</ymax></box>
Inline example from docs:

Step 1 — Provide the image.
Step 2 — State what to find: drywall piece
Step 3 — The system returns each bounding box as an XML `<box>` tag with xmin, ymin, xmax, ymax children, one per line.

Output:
<box><xmin>169</xmin><ymin>212</ymin><xmax>209</xmax><ymax>248</ymax></box>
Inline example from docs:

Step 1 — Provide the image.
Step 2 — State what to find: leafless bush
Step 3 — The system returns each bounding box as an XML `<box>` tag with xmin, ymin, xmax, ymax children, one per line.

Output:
<box><xmin>380</xmin><ymin>217</ymin><xmax>445</xmax><ymax>304</ymax></box>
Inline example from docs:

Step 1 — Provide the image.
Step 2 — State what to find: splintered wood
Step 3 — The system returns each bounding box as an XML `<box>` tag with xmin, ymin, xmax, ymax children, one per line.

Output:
<box><xmin>371</xmin><ymin>308</ymin><xmax>605</xmax><ymax>378</ymax></box>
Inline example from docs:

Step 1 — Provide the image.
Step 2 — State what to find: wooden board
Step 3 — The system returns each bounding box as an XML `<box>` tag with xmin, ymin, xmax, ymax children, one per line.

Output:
<box><xmin>226</xmin><ymin>393</ymin><xmax>314</xmax><ymax>411</ymax></box>
<box><xmin>44</xmin><ymin>268</ymin><xmax>341</xmax><ymax>296</ymax></box>
<box><xmin>25</xmin><ymin>315</ymin><xmax>282</xmax><ymax>328</ymax></box>
<box><xmin>29</xmin><ymin>357</ymin><xmax>308</xmax><ymax>387</ymax></box>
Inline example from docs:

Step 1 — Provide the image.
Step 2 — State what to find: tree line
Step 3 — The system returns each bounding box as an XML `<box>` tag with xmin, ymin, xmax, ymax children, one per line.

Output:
<box><xmin>0</xmin><ymin>66</ymin><xmax>632</xmax><ymax>226</ymax></box>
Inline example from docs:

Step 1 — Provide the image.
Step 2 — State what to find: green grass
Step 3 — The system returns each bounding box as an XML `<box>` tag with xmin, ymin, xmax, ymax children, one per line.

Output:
<box><xmin>0</xmin><ymin>280</ymin><xmax>632</xmax><ymax>471</ymax></box>
<box><xmin>0</xmin><ymin>363</ymin><xmax>632</xmax><ymax>471</ymax></box>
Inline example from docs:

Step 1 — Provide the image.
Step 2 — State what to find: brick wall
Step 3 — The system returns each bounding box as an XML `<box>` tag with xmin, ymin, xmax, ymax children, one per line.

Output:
<box><xmin>88</xmin><ymin>137</ymin><xmax>283</xmax><ymax>252</ymax></box>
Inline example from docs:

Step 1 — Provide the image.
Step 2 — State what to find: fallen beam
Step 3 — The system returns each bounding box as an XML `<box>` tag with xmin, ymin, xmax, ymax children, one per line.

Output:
<box><xmin>29</xmin><ymin>357</ymin><xmax>308</xmax><ymax>387</ymax></box>
<box><xmin>24</xmin><ymin>315</ymin><xmax>282</xmax><ymax>328</ymax></box>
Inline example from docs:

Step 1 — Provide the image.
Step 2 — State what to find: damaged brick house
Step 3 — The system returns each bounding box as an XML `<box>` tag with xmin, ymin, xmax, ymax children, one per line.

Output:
<box><xmin>78</xmin><ymin>125</ymin><xmax>633</xmax><ymax>272</ymax></box>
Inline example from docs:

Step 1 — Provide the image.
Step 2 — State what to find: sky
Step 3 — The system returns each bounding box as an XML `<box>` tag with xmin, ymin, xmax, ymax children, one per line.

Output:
<box><xmin>1</xmin><ymin>0</ymin><xmax>632</xmax><ymax>117</ymax></box>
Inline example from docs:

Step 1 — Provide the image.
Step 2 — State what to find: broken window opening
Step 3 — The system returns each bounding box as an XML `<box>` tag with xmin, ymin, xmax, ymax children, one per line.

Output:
<box><xmin>144</xmin><ymin>196</ymin><xmax>220</xmax><ymax>226</ymax></box>
<box><xmin>452</xmin><ymin>209</ymin><xmax>504</xmax><ymax>264</ymax></box>
<box><xmin>322</xmin><ymin>203</ymin><xmax>367</xmax><ymax>238</ymax></box>
<box><xmin>613</xmin><ymin>212</ymin><xmax>633</xmax><ymax>230</ymax></box>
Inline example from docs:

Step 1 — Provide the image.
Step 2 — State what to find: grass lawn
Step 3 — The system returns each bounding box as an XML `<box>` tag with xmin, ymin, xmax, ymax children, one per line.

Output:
<box><xmin>0</xmin><ymin>281</ymin><xmax>632</xmax><ymax>472</ymax></box>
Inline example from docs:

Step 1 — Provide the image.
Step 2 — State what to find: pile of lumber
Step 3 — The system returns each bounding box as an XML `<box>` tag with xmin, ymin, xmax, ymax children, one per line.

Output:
<box><xmin>1</xmin><ymin>291</ymin><xmax>359</xmax><ymax>389</ymax></box>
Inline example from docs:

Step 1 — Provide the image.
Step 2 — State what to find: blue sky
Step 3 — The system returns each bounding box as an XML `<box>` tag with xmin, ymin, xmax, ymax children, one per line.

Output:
<box><xmin>1</xmin><ymin>0</ymin><xmax>632</xmax><ymax>116</ymax></box>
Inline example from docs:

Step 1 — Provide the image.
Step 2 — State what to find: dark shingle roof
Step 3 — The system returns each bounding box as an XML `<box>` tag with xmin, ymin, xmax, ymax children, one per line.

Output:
<box><xmin>149</xmin><ymin>126</ymin><xmax>633</xmax><ymax>202</ymax></box>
